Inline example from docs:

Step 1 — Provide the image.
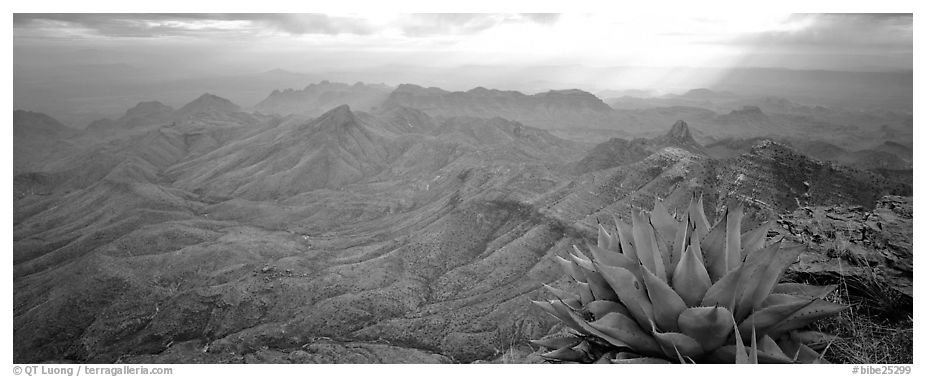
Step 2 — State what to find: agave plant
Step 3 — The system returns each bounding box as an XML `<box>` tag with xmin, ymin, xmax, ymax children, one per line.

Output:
<box><xmin>531</xmin><ymin>195</ymin><xmax>846</xmax><ymax>363</ymax></box>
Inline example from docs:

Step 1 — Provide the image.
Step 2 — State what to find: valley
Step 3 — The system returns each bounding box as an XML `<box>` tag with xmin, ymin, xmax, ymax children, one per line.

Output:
<box><xmin>12</xmin><ymin>80</ymin><xmax>913</xmax><ymax>364</ymax></box>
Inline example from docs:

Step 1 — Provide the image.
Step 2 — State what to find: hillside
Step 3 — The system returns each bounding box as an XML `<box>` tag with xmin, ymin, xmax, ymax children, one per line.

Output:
<box><xmin>573</xmin><ymin>120</ymin><xmax>706</xmax><ymax>174</ymax></box>
<box><xmin>87</xmin><ymin>101</ymin><xmax>174</xmax><ymax>134</ymax></box>
<box><xmin>12</xmin><ymin>99</ymin><xmax>913</xmax><ymax>364</ymax></box>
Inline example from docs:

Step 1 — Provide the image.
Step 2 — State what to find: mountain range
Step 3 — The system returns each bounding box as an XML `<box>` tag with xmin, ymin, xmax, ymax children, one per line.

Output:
<box><xmin>12</xmin><ymin>83</ymin><xmax>912</xmax><ymax>363</ymax></box>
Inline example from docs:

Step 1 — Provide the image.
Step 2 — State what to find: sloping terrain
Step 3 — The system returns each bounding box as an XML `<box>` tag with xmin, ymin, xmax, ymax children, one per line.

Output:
<box><xmin>12</xmin><ymin>96</ymin><xmax>913</xmax><ymax>365</ymax></box>
<box><xmin>572</xmin><ymin>120</ymin><xmax>707</xmax><ymax>174</ymax></box>
<box><xmin>13</xmin><ymin>110</ymin><xmax>82</xmax><ymax>174</ymax></box>
<box><xmin>87</xmin><ymin>101</ymin><xmax>175</xmax><ymax>135</ymax></box>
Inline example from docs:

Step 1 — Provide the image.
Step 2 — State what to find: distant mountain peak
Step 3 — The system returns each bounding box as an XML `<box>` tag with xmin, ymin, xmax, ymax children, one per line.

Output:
<box><xmin>307</xmin><ymin>105</ymin><xmax>358</xmax><ymax>132</ymax></box>
<box><xmin>175</xmin><ymin>93</ymin><xmax>240</xmax><ymax>117</ymax></box>
<box><xmin>666</xmin><ymin>120</ymin><xmax>692</xmax><ymax>140</ymax></box>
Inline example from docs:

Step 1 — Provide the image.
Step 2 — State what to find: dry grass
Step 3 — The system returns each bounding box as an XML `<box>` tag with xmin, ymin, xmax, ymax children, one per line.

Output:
<box><xmin>788</xmin><ymin>272</ymin><xmax>913</xmax><ymax>364</ymax></box>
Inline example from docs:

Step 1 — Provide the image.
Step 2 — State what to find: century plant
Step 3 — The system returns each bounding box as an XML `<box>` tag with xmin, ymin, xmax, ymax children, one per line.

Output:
<box><xmin>532</xmin><ymin>195</ymin><xmax>846</xmax><ymax>363</ymax></box>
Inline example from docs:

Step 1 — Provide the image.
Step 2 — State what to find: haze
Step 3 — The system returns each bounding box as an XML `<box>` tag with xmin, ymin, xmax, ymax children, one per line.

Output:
<box><xmin>14</xmin><ymin>13</ymin><xmax>913</xmax><ymax>126</ymax></box>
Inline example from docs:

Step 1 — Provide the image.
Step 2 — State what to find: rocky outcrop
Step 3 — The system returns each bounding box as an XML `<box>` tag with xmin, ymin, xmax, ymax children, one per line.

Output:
<box><xmin>573</xmin><ymin>120</ymin><xmax>706</xmax><ymax>174</ymax></box>
<box><xmin>777</xmin><ymin>196</ymin><xmax>912</xmax><ymax>299</ymax></box>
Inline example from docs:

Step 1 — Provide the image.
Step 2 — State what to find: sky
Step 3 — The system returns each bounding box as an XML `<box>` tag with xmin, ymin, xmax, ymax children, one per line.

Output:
<box><xmin>11</xmin><ymin>12</ymin><xmax>914</xmax><ymax>124</ymax></box>
<box><xmin>14</xmin><ymin>13</ymin><xmax>913</xmax><ymax>73</ymax></box>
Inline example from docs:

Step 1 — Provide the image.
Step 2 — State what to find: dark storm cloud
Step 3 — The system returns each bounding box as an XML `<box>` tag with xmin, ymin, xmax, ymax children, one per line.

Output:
<box><xmin>13</xmin><ymin>13</ymin><xmax>375</xmax><ymax>38</ymax></box>
<box><xmin>734</xmin><ymin>13</ymin><xmax>912</xmax><ymax>51</ymax></box>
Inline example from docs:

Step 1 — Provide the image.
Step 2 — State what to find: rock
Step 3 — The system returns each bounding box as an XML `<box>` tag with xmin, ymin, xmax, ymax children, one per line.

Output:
<box><xmin>777</xmin><ymin>196</ymin><xmax>912</xmax><ymax>298</ymax></box>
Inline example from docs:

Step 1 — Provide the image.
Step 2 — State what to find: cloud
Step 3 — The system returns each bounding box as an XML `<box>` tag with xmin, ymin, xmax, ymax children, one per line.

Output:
<box><xmin>13</xmin><ymin>13</ymin><xmax>376</xmax><ymax>38</ymax></box>
<box><xmin>14</xmin><ymin>13</ymin><xmax>560</xmax><ymax>39</ymax></box>
<box><xmin>732</xmin><ymin>13</ymin><xmax>912</xmax><ymax>51</ymax></box>
<box><xmin>397</xmin><ymin>13</ymin><xmax>560</xmax><ymax>37</ymax></box>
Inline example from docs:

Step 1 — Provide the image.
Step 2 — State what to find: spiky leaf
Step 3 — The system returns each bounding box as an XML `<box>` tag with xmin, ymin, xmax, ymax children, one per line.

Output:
<box><xmin>596</xmin><ymin>264</ymin><xmax>654</xmax><ymax>328</ymax></box>
<box><xmin>672</xmin><ymin>244</ymin><xmax>712</xmax><ymax>307</ymax></box>
<box><xmin>652</xmin><ymin>330</ymin><xmax>705</xmax><ymax>359</ymax></box>
<box><xmin>640</xmin><ymin>261</ymin><xmax>686</xmax><ymax>332</ymax></box>
<box><xmin>741</xmin><ymin>221</ymin><xmax>773</xmax><ymax>259</ymax></box>
<box><xmin>677</xmin><ymin>306</ymin><xmax>734</xmax><ymax>352</ymax></box>
<box><xmin>588</xmin><ymin>312</ymin><xmax>662</xmax><ymax>354</ymax></box>
<box><xmin>631</xmin><ymin>209</ymin><xmax>667</xmax><ymax>281</ymax></box>
<box><xmin>587</xmin><ymin>300</ymin><xmax>631</xmax><ymax>320</ymax></box>
<box><xmin>541</xmin><ymin>346</ymin><xmax>587</xmax><ymax>362</ymax></box>
<box><xmin>766</xmin><ymin>300</ymin><xmax>848</xmax><ymax>338</ymax></box>
<box><xmin>700</xmin><ymin>211</ymin><xmax>729</xmax><ymax>281</ymax></box>
<box><xmin>700</xmin><ymin>264</ymin><xmax>744</xmax><ymax>310</ymax></box>
<box><xmin>530</xmin><ymin>336</ymin><xmax>583</xmax><ymax>350</ymax></box>
<box><xmin>735</xmin><ymin>242</ymin><xmax>805</xmax><ymax>321</ymax></box>
<box><xmin>725</xmin><ymin>203</ymin><xmax>744</xmax><ymax>270</ymax></box>
<box><xmin>688</xmin><ymin>194</ymin><xmax>711</xmax><ymax>239</ymax></box>
<box><xmin>613</xmin><ymin>216</ymin><xmax>638</xmax><ymax>263</ymax></box>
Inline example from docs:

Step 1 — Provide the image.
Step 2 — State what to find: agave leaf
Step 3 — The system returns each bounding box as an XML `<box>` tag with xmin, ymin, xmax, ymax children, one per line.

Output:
<box><xmin>531</xmin><ymin>300</ymin><xmax>584</xmax><ymax>333</ymax></box>
<box><xmin>576</xmin><ymin>281</ymin><xmax>595</xmax><ymax>305</ymax></box>
<box><xmin>778</xmin><ymin>338</ymin><xmax>830</xmax><ymax>364</ymax></box>
<box><xmin>563</xmin><ymin>307</ymin><xmax>632</xmax><ymax>349</ymax></box>
<box><xmin>788</xmin><ymin>330</ymin><xmax>839</xmax><ymax>350</ymax></box>
<box><xmin>672</xmin><ymin>346</ymin><xmax>689</xmax><ymax>364</ymax></box>
<box><xmin>757</xmin><ymin>334</ymin><xmax>789</xmax><ymax>360</ymax></box>
<box><xmin>700</xmin><ymin>264</ymin><xmax>744</xmax><ymax>310</ymax></box>
<box><xmin>631</xmin><ymin>209</ymin><xmax>667</xmax><ymax>281</ymax></box>
<box><xmin>688</xmin><ymin>194</ymin><xmax>711</xmax><ymax>239</ymax></box>
<box><xmin>568</xmin><ymin>247</ymin><xmax>597</xmax><ymax>272</ymax></box>
<box><xmin>700</xmin><ymin>210</ymin><xmax>729</xmax><ymax>281</ymax></box>
<box><xmin>732</xmin><ymin>314</ymin><xmax>751</xmax><ymax>364</ymax></box>
<box><xmin>673</xmin><ymin>212</ymin><xmax>693</xmax><ymax>269</ymax></box>
<box><xmin>772</xmin><ymin>283</ymin><xmax>837</xmax><ymax>299</ymax></box>
<box><xmin>598</xmin><ymin>223</ymin><xmax>613</xmax><ymax>251</ymax></box>
<box><xmin>586</xmin><ymin>242</ymin><xmax>636</xmax><ymax>272</ymax></box>
<box><xmin>738</xmin><ymin>299</ymin><xmax>813</xmax><ymax>341</ymax></box>
<box><xmin>640</xmin><ymin>261</ymin><xmax>687</xmax><ymax>332</ymax></box>
<box><xmin>650</xmin><ymin>200</ymin><xmax>678</xmax><ymax>276</ymax></box>
<box><xmin>672</xmin><ymin>244</ymin><xmax>713</xmax><ymax>307</ymax></box>
<box><xmin>543</xmin><ymin>284</ymin><xmax>580</xmax><ymax>303</ymax></box>
<box><xmin>741</xmin><ymin>221</ymin><xmax>773</xmax><ymax>259</ymax></box>
<box><xmin>613</xmin><ymin>215</ymin><xmax>638</xmax><ymax>259</ymax></box>
<box><xmin>587</xmin><ymin>300</ymin><xmax>631</xmax><ymax>320</ymax></box>
<box><xmin>614</xmin><ymin>351</ymin><xmax>643</xmax><ymax>359</ymax></box>
<box><xmin>749</xmin><ymin>322</ymin><xmax>759</xmax><ymax>364</ymax></box>
<box><xmin>689</xmin><ymin>223</ymin><xmax>705</xmax><ymax>264</ymax></box>
<box><xmin>596</xmin><ymin>264</ymin><xmax>654</xmax><ymax>328</ymax></box>
<box><xmin>709</xmin><ymin>345</ymin><xmax>794</xmax><ymax>364</ymax></box>
<box><xmin>735</xmin><ymin>242</ymin><xmax>804</xmax><ymax>321</ymax></box>
<box><xmin>651</xmin><ymin>328</ymin><xmax>705</xmax><ymax>359</ymax></box>
<box><xmin>725</xmin><ymin>203</ymin><xmax>744</xmax><ymax>271</ymax></box>
<box><xmin>530</xmin><ymin>336</ymin><xmax>583</xmax><ymax>350</ymax></box>
<box><xmin>550</xmin><ymin>300</ymin><xmax>590</xmax><ymax>334</ymax></box>
<box><xmin>761</xmin><ymin>293</ymin><xmax>811</xmax><ymax>307</ymax></box>
<box><xmin>651</xmin><ymin>199</ymin><xmax>679</xmax><ymax>248</ymax></box>
<box><xmin>588</xmin><ymin>312</ymin><xmax>662</xmax><ymax>354</ymax></box>
<box><xmin>765</xmin><ymin>299</ymin><xmax>848</xmax><ymax>338</ymax></box>
<box><xmin>541</xmin><ymin>345</ymin><xmax>588</xmax><ymax>362</ymax></box>
<box><xmin>610</xmin><ymin>357</ymin><xmax>672</xmax><ymax>364</ymax></box>
<box><xmin>677</xmin><ymin>306</ymin><xmax>735</xmax><ymax>352</ymax></box>
<box><xmin>584</xmin><ymin>270</ymin><xmax>619</xmax><ymax>302</ymax></box>
<box><xmin>553</xmin><ymin>256</ymin><xmax>587</xmax><ymax>283</ymax></box>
